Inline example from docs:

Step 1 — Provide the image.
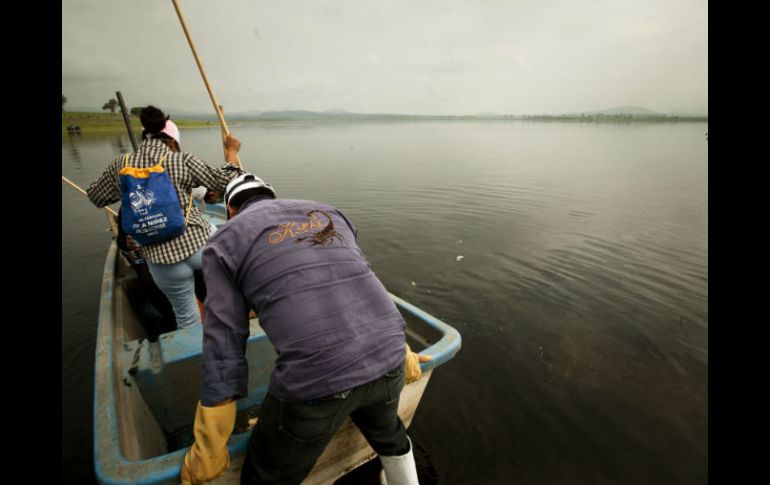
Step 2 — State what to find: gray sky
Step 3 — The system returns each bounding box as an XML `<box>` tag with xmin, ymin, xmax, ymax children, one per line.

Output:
<box><xmin>62</xmin><ymin>0</ymin><xmax>708</xmax><ymax>115</ymax></box>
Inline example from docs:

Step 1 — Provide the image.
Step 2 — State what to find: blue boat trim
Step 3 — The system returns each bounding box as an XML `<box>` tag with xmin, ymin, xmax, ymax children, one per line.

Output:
<box><xmin>389</xmin><ymin>293</ymin><xmax>462</xmax><ymax>370</ymax></box>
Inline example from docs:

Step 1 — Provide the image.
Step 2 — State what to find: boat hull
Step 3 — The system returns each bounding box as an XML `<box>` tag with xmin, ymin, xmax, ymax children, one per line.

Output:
<box><xmin>94</xmin><ymin>206</ymin><xmax>461</xmax><ymax>484</ymax></box>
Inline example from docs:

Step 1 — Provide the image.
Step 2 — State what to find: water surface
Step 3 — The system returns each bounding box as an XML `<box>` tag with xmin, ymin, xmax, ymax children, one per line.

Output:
<box><xmin>62</xmin><ymin>120</ymin><xmax>707</xmax><ymax>484</ymax></box>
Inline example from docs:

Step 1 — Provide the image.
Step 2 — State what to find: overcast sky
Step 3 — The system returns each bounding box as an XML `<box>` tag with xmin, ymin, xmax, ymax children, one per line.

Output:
<box><xmin>62</xmin><ymin>0</ymin><xmax>707</xmax><ymax>115</ymax></box>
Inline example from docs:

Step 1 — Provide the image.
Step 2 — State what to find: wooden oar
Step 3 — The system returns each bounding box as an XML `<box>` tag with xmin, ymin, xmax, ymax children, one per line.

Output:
<box><xmin>62</xmin><ymin>175</ymin><xmax>118</xmax><ymax>236</ymax></box>
<box><xmin>218</xmin><ymin>104</ymin><xmax>228</xmax><ymax>142</ymax></box>
<box><xmin>116</xmin><ymin>90</ymin><xmax>138</xmax><ymax>151</ymax></box>
<box><xmin>170</xmin><ymin>0</ymin><xmax>242</xmax><ymax>168</ymax></box>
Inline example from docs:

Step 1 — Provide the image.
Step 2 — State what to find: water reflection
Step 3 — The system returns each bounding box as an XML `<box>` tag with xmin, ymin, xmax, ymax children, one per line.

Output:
<box><xmin>62</xmin><ymin>121</ymin><xmax>708</xmax><ymax>485</ymax></box>
<box><xmin>111</xmin><ymin>135</ymin><xmax>131</xmax><ymax>154</ymax></box>
<box><xmin>67</xmin><ymin>136</ymin><xmax>83</xmax><ymax>167</ymax></box>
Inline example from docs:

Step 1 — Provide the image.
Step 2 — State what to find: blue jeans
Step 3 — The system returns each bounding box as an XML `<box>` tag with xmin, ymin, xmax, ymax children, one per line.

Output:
<box><xmin>241</xmin><ymin>363</ymin><xmax>410</xmax><ymax>484</ymax></box>
<box><xmin>147</xmin><ymin>247</ymin><xmax>204</xmax><ymax>329</ymax></box>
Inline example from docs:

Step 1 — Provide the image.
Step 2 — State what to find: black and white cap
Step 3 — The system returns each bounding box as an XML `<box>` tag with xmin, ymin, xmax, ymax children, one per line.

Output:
<box><xmin>224</xmin><ymin>173</ymin><xmax>276</xmax><ymax>205</ymax></box>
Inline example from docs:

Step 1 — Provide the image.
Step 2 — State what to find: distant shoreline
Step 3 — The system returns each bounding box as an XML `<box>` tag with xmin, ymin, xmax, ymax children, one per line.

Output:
<box><xmin>239</xmin><ymin>114</ymin><xmax>708</xmax><ymax>123</ymax></box>
<box><xmin>63</xmin><ymin>111</ymin><xmax>707</xmax><ymax>136</ymax></box>
<box><xmin>61</xmin><ymin>112</ymin><xmax>213</xmax><ymax>136</ymax></box>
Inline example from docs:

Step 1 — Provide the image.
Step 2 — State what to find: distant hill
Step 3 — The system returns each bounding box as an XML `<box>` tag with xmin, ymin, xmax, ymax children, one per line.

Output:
<box><xmin>64</xmin><ymin>104</ymin><xmax>711</xmax><ymax>121</ymax></box>
<box><xmin>68</xmin><ymin>106</ymin><xmax>704</xmax><ymax>123</ymax></box>
<box><xmin>572</xmin><ymin>106</ymin><xmax>661</xmax><ymax>116</ymax></box>
<box><xmin>224</xmin><ymin>110</ymin><xmax>421</xmax><ymax>121</ymax></box>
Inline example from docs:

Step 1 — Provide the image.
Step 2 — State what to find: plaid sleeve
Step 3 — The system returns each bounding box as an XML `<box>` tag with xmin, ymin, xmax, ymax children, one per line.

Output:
<box><xmin>86</xmin><ymin>157</ymin><xmax>121</xmax><ymax>208</ymax></box>
<box><xmin>185</xmin><ymin>154</ymin><xmax>243</xmax><ymax>192</ymax></box>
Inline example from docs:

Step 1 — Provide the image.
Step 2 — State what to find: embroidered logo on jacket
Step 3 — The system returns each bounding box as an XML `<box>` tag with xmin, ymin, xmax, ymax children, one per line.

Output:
<box><xmin>267</xmin><ymin>210</ymin><xmax>344</xmax><ymax>246</ymax></box>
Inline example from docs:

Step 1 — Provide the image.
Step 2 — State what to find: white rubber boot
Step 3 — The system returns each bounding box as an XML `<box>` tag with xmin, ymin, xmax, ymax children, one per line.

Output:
<box><xmin>379</xmin><ymin>437</ymin><xmax>419</xmax><ymax>485</ymax></box>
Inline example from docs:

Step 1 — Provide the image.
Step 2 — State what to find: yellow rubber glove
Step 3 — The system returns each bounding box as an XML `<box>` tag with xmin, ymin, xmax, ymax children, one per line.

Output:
<box><xmin>181</xmin><ymin>400</ymin><xmax>236</xmax><ymax>485</ymax></box>
<box><xmin>405</xmin><ymin>344</ymin><xmax>432</xmax><ymax>384</ymax></box>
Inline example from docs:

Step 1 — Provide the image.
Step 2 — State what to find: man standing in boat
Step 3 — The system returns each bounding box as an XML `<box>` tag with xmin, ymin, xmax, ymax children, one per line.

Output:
<box><xmin>87</xmin><ymin>106</ymin><xmax>243</xmax><ymax>330</ymax></box>
<box><xmin>181</xmin><ymin>173</ymin><xmax>431</xmax><ymax>485</ymax></box>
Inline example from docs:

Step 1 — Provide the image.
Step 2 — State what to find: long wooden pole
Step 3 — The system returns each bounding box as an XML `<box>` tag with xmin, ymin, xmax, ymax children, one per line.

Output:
<box><xmin>62</xmin><ymin>176</ymin><xmax>118</xmax><ymax>236</ymax></box>
<box><xmin>61</xmin><ymin>176</ymin><xmax>117</xmax><ymax>215</ymax></box>
<box><xmin>171</xmin><ymin>0</ymin><xmax>242</xmax><ymax>168</ymax></box>
<box><xmin>116</xmin><ymin>91</ymin><xmax>138</xmax><ymax>151</ymax></box>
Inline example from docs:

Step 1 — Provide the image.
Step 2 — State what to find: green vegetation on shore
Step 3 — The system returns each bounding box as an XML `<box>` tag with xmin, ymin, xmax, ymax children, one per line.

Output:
<box><xmin>62</xmin><ymin>112</ymin><xmax>213</xmax><ymax>136</ymax></box>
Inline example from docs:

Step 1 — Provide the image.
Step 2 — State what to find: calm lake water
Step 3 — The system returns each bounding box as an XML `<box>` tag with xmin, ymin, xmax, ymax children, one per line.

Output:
<box><xmin>62</xmin><ymin>120</ymin><xmax>707</xmax><ymax>484</ymax></box>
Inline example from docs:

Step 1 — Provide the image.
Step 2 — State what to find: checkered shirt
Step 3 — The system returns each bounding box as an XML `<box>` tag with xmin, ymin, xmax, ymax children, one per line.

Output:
<box><xmin>87</xmin><ymin>138</ymin><xmax>243</xmax><ymax>264</ymax></box>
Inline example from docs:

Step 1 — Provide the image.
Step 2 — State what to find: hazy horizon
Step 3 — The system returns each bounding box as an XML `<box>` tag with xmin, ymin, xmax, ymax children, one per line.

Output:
<box><xmin>62</xmin><ymin>0</ymin><xmax>708</xmax><ymax>116</ymax></box>
<box><xmin>62</xmin><ymin>104</ymin><xmax>707</xmax><ymax>118</ymax></box>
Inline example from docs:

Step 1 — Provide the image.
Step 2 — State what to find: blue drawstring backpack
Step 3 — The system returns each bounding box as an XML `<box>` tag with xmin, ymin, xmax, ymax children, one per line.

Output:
<box><xmin>118</xmin><ymin>152</ymin><xmax>192</xmax><ymax>245</ymax></box>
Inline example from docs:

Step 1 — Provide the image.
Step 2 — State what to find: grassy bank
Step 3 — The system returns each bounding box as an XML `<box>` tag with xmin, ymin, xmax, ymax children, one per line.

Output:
<box><xmin>62</xmin><ymin>111</ymin><xmax>212</xmax><ymax>136</ymax></box>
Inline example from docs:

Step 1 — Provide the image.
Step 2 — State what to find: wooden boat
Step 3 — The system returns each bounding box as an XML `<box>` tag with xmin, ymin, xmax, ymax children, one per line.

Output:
<box><xmin>93</xmin><ymin>203</ymin><xmax>462</xmax><ymax>484</ymax></box>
